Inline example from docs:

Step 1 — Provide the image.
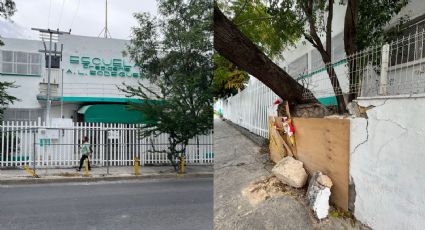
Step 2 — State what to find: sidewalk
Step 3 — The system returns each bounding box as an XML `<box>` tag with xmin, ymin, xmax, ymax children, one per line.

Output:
<box><xmin>214</xmin><ymin>117</ymin><xmax>368</xmax><ymax>230</ymax></box>
<box><xmin>0</xmin><ymin>165</ymin><xmax>213</xmax><ymax>185</ymax></box>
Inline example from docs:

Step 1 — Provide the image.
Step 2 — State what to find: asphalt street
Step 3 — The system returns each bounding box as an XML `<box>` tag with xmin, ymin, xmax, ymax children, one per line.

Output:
<box><xmin>0</xmin><ymin>177</ymin><xmax>213</xmax><ymax>230</ymax></box>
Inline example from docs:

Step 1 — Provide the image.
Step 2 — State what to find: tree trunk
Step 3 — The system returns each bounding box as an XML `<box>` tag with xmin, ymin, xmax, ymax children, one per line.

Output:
<box><xmin>303</xmin><ymin>0</ymin><xmax>347</xmax><ymax>113</ymax></box>
<box><xmin>325</xmin><ymin>66</ymin><xmax>347</xmax><ymax>113</ymax></box>
<box><xmin>344</xmin><ymin>0</ymin><xmax>359</xmax><ymax>102</ymax></box>
<box><xmin>213</xmin><ymin>5</ymin><xmax>317</xmax><ymax>105</ymax></box>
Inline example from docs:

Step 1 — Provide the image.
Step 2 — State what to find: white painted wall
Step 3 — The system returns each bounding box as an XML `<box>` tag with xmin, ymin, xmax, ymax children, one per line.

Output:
<box><xmin>60</xmin><ymin>34</ymin><xmax>151</xmax><ymax>98</ymax></box>
<box><xmin>350</xmin><ymin>95</ymin><xmax>425</xmax><ymax>230</ymax></box>
<box><xmin>49</xmin><ymin>103</ymin><xmax>80</xmax><ymax>119</ymax></box>
<box><xmin>2</xmin><ymin>75</ymin><xmax>42</xmax><ymax>108</ymax></box>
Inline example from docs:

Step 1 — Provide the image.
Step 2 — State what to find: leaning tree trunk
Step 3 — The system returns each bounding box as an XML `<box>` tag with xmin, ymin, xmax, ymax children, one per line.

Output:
<box><xmin>214</xmin><ymin>5</ymin><xmax>317</xmax><ymax>105</ymax></box>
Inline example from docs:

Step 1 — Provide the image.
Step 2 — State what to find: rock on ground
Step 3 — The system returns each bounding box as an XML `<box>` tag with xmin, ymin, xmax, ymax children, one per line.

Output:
<box><xmin>306</xmin><ymin>171</ymin><xmax>333</xmax><ymax>220</ymax></box>
<box><xmin>272</xmin><ymin>156</ymin><xmax>308</xmax><ymax>188</ymax></box>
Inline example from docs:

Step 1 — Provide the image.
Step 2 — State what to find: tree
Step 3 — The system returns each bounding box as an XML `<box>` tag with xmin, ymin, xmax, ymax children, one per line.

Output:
<box><xmin>120</xmin><ymin>0</ymin><xmax>213</xmax><ymax>171</ymax></box>
<box><xmin>0</xmin><ymin>81</ymin><xmax>17</xmax><ymax>120</ymax></box>
<box><xmin>215</xmin><ymin>0</ymin><xmax>346</xmax><ymax>111</ymax></box>
<box><xmin>0</xmin><ymin>0</ymin><xmax>16</xmax><ymax>46</ymax></box>
<box><xmin>344</xmin><ymin>0</ymin><xmax>408</xmax><ymax>100</ymax></box>
<box><xmin>265</xmin><ymin>0</ymin><xmax>347</xmax><ymax>112</ymax></box>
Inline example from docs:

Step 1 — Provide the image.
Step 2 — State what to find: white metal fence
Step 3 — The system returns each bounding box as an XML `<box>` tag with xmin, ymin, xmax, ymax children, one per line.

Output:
<box><xmin>215</xmin><ymin>30</ymin><xmax>425</xmax><ymax>139</ymax></box>
<box><xmin>0</xmin><ymin>121</ymin><xmax>213</xmax><ymax>167</ymax></box>
<box><xmin>299</xmin><ymin>30</ymin><xmax>425</xmax><ymax>99</ymax></box>
<box><xmin>215</xmin><ymin>78</ymin><xmax>279</xmax><ymax>138</ymax></box>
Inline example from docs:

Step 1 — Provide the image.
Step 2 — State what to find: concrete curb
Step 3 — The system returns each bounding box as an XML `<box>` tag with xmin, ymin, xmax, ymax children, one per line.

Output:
<box><xmin>0</xmin><ymin>172</ymin><xmax>213</xmax><ymax>185</ymax></box>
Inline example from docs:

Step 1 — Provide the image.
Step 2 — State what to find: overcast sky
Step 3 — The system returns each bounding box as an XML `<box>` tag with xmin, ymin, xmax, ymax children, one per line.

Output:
<box><xmin>0</xmin><ymin>0</ymin><xmax>158</xmax><ymax>40</ymax></box>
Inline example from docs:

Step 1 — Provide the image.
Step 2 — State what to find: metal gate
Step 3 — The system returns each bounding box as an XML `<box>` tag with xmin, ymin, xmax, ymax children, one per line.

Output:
<box><xmin>0</xmin><ymin>121</ymin><xmax>213</xmax><ymax>167</ymax></box>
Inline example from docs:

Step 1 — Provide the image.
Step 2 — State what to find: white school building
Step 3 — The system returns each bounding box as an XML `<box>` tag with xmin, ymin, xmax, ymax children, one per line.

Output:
<box><xmin>0</xmin><ymin>34</ymin><xmax>151</xmax><ymax>124</ymax></box>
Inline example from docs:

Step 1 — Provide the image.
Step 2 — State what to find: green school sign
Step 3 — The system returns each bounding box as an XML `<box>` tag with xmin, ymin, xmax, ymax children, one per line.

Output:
<box><xmin>66</xmin><ymin>56</ymin><xmax>141</xmax><ymax>78</ymax></box>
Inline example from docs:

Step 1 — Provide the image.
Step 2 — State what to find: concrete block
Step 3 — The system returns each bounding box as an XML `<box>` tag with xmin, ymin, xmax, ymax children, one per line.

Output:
<box><xmin>272</xmin><ymin>156</ymin><xmax>308</xmax><ymax>188</ymax></box>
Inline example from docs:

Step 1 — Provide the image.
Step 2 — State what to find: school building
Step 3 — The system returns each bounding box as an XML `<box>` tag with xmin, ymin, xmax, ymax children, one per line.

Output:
<box><xmin>0</xmin><ymin>34</ymin><xmax>151</xmax><ymax>123</ymax></box>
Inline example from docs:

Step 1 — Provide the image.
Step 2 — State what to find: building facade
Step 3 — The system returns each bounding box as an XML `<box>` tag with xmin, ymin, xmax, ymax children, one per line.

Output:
<box><xmin>0</xmin><ymin>34</ymin><xmax>152</xmax><ymax>123</ymax></box>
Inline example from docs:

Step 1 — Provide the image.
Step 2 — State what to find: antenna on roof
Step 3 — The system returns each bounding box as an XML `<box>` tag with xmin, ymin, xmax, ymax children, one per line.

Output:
<box><xmin>98</xmin><ymin>0</ymin><xmax>112</xmax><ymax>38</ymax></box>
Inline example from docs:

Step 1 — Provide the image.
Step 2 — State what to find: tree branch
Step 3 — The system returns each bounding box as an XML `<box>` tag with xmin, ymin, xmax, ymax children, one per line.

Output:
<box><xmin>303</xmin><ymin>0</ymin><xmax>327</xmax><ymax>55</ymax></box>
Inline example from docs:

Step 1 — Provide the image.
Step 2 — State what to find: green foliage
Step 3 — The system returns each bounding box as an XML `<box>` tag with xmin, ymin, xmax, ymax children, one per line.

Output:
<box><xmin>0</xmin><ymin>0</ymin><xmax>16</xmax><ymax>46</ymax></box>
<box><xmin>357</xmin><ymin>0</ymin><xmax>409</xmax><ymax>50</ymax></box>
<box><xmin>268</xmin><ymin>0</ymin><xmax>409</xmax><ymax>53</ymax></box>
<box><xmin>221</xmin><ymin>0</ymin><xmax>303</xmax><ymax>58</ymax></box>
<box><xmin>0</xmin><ymin>81</ymin><xmax>18</xmax><ymax>121</ymax></box>
<box><xmin>267</xmin><ymin>0</ymin><xmax>331</xmax><ymax>43</ymax></box>
<box><xmin>121</xmin><ymin>0</ymin><xmax>213</xmax><ymax>170</ymax></box>
<box><xmin>213</xmin><ymin>54</ymin><xmax>249</xmax><ymax>98</ymax></box>
<box><xmin>0</xmin><ymin>0</ymin><xmax>15</xmax><ymax>18</ymax></box>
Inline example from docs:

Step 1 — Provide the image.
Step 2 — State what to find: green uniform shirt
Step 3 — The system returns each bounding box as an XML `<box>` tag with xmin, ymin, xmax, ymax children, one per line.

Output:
<box><xmin>81</xmin><ymin>142</ymin><xmax>91</xmax><ymax>156</ymax></box>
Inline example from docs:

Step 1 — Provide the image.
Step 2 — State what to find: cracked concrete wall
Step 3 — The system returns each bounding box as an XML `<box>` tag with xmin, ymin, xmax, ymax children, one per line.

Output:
<box><xmin>350</xmin><ymin>95</ymin><xmax>425</xmax><ymax>230</ymax></box>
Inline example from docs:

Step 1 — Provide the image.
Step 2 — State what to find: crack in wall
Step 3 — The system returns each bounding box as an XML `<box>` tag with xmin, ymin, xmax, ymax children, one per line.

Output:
<box><xmin>351</xmin><ymin>99</ymin><xmax>392</xmax><ymax>155</ymax></box>
<box><xmin>351</xmin><ymin>119</ymin><xmax>369</xmax><ymax>155</ymax></box>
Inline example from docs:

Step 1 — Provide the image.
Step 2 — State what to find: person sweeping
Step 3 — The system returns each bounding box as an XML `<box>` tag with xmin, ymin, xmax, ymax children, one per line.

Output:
<box><xmin>76</xmin><ymin>136</ymin><xmax>92</xmax><ymax>171</ymax></box>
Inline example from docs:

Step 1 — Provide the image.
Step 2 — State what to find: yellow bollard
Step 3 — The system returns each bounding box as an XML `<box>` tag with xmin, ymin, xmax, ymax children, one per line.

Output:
<box><xmin>134</xmin><ymin>157</ymin><xmax>139</xmax><ymax>176</ymax></box>
<box><xmin>181</xmin><ymin>155</ymin><xmax>185</xmax><ymax>175</ymax></box>
<box><xmin>85</xmin><ymin>159</ymin><xmax>89</xmax><ymax>177</ymax></box>
<box><xmin>23</xmin><ymin>165</ymin><xmax>39</xmax><ymax>178</ymax></box>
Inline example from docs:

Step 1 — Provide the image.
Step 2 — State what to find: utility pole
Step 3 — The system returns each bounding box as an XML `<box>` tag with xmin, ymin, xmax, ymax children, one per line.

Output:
<box><xmin>98</xmin><ymin>0</ymin><xmax>111</xmax><ymax>38</ymax></box>
<box><xmin>31</xmin><ymin>28</ymin><xmax>70</xmax><ymax>124</ymax></box>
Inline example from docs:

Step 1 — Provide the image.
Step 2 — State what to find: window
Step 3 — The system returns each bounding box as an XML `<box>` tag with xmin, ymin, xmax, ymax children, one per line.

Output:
<box><xmin>389</xmin><ymin>18</ymin><xmax>425</xmax><ymax>66</ymax></box>
<box><xmin>3</xmin><ymin>108</ymin><xmax>44</xmax><ymax>121</ymax></box>
<box><xmin>45</xmin><ymin>55</ymin><xmax>60</xmax><ymax>69</ymax></box>
<box><xmin>1</xmin><ymin>50</ymin><xmax>42</xmax><ymax>75</ymax></box>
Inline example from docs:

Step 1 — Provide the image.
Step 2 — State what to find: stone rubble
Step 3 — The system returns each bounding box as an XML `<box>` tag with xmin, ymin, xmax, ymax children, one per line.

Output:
<box><xmin>306</xmin><ymin>171</ymin><xmax>333</xmax><ymax>220</ymax></box>
<box><xmin>272</xmin><ymin>156</ymin><xmax>308</xmax><ymax>188</ymax></box>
